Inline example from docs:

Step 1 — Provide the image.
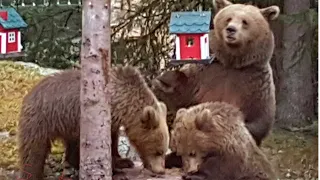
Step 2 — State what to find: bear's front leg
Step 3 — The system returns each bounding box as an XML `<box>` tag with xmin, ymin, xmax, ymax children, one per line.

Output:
<box><xmin>62</xmin><ymin>140</ymin><xmax>80</xmax><ymax>179</ymax></box>
<box><xmin>112</xmin><ymin>129</ymin><xmax>134</xmax><ymax>169</ymax></box>
<box><xmin>64</xmin><ymin>140</ymin><xmax>80</xmax><ymax>169</ymax></box>
<box><xmin>112</xmin><ymin>168</ymin><xmax>129</xmax><ymax>180</ymax></box>
<box><xmin>114</xmin><ymin>156</ymin><xmax>135</xmax><ymax>169</ymax></box>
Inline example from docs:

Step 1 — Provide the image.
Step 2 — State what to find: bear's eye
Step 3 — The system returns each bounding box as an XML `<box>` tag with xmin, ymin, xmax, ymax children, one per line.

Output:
<box><xmin>242</xmin><ymin>20</ymin><xmax>248</xmax><ymax>26</ymax></box>
<box><xmin>155</xmin><ymin>152</ymin><xmax>163</xmax><ymax>156</ymax></box>
<box><xmin>226</xmin><ymin>18</ymin><xmax>232</xmax><ymax>22</ymax></box>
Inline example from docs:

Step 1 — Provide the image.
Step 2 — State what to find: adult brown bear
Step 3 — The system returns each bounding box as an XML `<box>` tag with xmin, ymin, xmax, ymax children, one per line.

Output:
<box><xmin>152</xmin><ymin>0</ymin><xmax>279</xmax><ymax>168</ymax></box>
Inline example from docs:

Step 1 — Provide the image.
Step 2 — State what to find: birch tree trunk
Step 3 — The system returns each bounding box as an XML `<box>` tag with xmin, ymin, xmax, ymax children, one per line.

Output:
<box><xmin>276</xmin><ymin>0</ymin><xmax>314</xmax><ymax>127</ymax></box>
<box><xmin>80</xmin><ymin>0</ymin><xmax>112</xmax><ymax>179</ymax></box>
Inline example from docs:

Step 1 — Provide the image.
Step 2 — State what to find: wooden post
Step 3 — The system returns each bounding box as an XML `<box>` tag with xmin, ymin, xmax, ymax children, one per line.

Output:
<box><xmin>80</xmin><ymin>0</ymin><xmax>112</xmax><ymax>179</ymax></box>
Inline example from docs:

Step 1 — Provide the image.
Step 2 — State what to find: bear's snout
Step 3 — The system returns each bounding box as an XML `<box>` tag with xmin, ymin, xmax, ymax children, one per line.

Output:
<box><xmin>144</xmin><ymin>156</ymin><xmax>166</xmax><ymax>174</ymax></box>
<box><xmin>226</xmin><ymin>25</ymin><xmax>237</xmax><ymax>35</ymax></box>
<box><xmin>223</xmin><ymin>24</ymin><xmax>240</xmax><ymax>44</ymax></box>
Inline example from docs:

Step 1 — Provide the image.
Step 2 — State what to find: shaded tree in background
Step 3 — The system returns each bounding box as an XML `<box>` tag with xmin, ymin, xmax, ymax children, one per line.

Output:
<box><xmin>17</xmin><ymin>6</ymin><xmax>81</xmax><ymax>69</ymax></box>
<box><xmin>276</xmin><ymin>0</ymin><xmax>314</xmax><ymax>127</ymax></box>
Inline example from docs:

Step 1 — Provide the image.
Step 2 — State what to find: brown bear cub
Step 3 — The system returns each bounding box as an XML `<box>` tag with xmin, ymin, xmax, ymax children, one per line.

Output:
<box><xmin>170</xmin><ymin>102</ymin><xmax>277</xmax><ymax>180</ymax></box>
<box><xmin>152</xmin><ymin>0</ymin><xmax>280</xmax><ymax>168</ymax></box>
<box><xmin>17</xmin><ymin>65</ymin><xmax>169</xmax><ymax>180</ymax></box>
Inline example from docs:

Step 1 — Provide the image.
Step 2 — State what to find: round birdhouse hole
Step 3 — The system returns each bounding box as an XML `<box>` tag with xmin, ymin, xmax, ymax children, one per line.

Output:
<box><xmin>186</xmin><ymin>37</ymin><xmax>194</xmax><ymax>47</ymax></box>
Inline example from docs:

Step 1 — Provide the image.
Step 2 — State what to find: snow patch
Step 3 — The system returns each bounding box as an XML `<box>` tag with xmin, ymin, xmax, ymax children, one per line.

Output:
<box><xmin>14</xmin><ymin>61</ymin><xmax>62</xmax><ymax>76</ymax></box>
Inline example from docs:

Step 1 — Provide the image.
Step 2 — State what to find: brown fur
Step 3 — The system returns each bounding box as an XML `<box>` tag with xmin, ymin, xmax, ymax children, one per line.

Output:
<box><xmin>170</xmin><ymin>102</ymin><xmax>277</xmax><ymax>180</ymax></box>
<box><xmin>18</xmin><ymin>65</ymin><xmax>169</xmax><ymax>180</ymax></box>
<box><xmin>152</xmin><ymin>1</ymin><xmax>279</xmax><ymax>169</ymax></box>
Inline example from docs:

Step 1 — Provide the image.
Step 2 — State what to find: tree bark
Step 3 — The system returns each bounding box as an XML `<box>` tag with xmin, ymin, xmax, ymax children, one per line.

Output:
<box><xmin>276</xmin><ymin>0</ymin><xmax>314</xmax><ymax>127</ymax></box>
<box><xmin>80</xmin><ymin>0</ymin><xmax>112</xmax><ymax>179</ymax></box>
<box><xmin>269</xmin><ymin>18</ymin><xmax>284</xmax><ymax>105</ymax></box>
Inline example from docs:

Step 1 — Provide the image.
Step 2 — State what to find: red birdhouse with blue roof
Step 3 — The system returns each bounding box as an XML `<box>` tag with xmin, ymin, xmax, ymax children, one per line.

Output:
<box><xmin>169</xmin><ymin>11</ymin><xmax>215</xmax><ymax>65</ymax></box>
<box><xmin>0</xmin><ymin>8</ymin><xmax>27</xmax><ymax>55</ymax></box>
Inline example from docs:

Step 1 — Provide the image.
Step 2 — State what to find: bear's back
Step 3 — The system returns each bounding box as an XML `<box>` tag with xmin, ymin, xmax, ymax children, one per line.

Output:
<box><xmin>20</xmin><ymin>69</ymin><xmax>81</xmax><ymax>138</ymax></box>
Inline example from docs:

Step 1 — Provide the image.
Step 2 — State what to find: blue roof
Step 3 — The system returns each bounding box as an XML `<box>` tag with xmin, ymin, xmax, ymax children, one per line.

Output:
<box><xmin>169</xmin><ymin>11</ymin><xmax>212</xmax><ymax>34</ymax></box>
<box><xmin>0</xmin><ymin>8</ymin><xmax>27</xmax><ymax>29</ymax></box>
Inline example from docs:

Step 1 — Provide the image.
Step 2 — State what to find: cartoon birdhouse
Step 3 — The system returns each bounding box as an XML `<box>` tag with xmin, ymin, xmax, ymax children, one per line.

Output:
<box><xmin>169</xmin><ymin>11</ymin><xmax>214</xmax><ymax>65</ymax></box>
<box><xmin>0</xmin><ymin>8</ymin><xmax>27</xmax><ymax>55</ymax></box>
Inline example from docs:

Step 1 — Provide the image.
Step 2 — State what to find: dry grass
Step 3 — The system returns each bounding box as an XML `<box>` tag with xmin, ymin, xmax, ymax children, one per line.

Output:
<box><xmin>0</xmin><ymin>61</ymin><xmax>44</xmax><ymax>132</ymax></box>
<box><xmin>0</xmin><ymin>61</ymin><xmax>64</xmax><ymax>170</ymax></box>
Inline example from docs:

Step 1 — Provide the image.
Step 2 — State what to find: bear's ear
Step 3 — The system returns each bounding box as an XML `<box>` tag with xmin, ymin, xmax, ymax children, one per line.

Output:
<box><xmin>213</xmin><ymin>0</ymin><xmax>233</xmax><ymax>13</ymax></box>
<box><xmin>152</xmin><ymin>70</ymin><xmax>188</xmax><ymax>93</ymax></box>
<box><xmin>260</xmin><ymin>6</ymin><xmax>280</xmax><ymax>21</ymax></box>
<box><xmin>157</xmin><ymin>101</ymin><xmax>168</xmax><ymax>115</ymax></box>
<box><xmin>176</xmin><ymin>108</ymin><xmax>187</xmax><ymax>117</ymax></box>
<box><xmin>172</xmin><ymin>108</ymin><xmax>187</xmax><ymax>128</ymax></box>
<box><xmin>195</xmin><ymin>109</ymin><xmax>213</xmax><ymax>132</ymax></box>
<box><xmin>141</xmin><ymin>106</ymin><xmax>159</xmax><ymax>129</ymax></box>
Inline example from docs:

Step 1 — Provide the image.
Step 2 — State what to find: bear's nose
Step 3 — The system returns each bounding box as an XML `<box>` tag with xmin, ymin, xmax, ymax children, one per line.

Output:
<box><xmin>226</xmin><ymin>25</ymin><xmax>237</xmax><ymax>34</ymax></box>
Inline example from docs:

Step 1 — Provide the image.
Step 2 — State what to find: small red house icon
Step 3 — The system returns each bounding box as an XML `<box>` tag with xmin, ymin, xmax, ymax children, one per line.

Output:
<box><xmin>169</xmin><ymin>11</ymin><xmax>213</xmax><ymax>63</ymax></box>
<box><xmin>0</xmin><ymin>8</ymin><xmax>27</xmax><ymax>54</ymax></box>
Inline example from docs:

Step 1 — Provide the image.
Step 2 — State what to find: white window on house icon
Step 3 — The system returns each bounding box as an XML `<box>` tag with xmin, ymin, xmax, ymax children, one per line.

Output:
<box><xmin>186</xmin><ymin>37</ymin><xmax>194</xmax><ymax>47</ymax></box>
<box><xmin>8</xmin><ymin>32</ymin><xmax>15</xmax><ymax>43</ymax></box>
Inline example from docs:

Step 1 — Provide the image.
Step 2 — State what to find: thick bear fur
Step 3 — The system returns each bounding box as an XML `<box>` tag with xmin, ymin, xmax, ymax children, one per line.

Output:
<box><xmin>17</xmin><ymin>65</ymin><xmax>170</xmax><ymax>180</ymax></box>
<box><xmin>170</xmin><ymin>101</ymin><xmax>277</xmax><ymax>180</ymax></box>
<box><xmin>152</xmin><ymin>0</ymin><xmax>280</xmax><ymax>168</ymax></box>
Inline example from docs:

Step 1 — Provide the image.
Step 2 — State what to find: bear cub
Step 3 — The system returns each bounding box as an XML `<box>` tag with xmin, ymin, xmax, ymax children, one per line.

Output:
<box><xmin>18</xmin><ymin>65</ymin><xmax>169</xmax><ymax>180</ymax></box>
<box><xmin>170</xmin><ymin>101</ymin><xmax>277</xmax><ymax>180</ymax></box>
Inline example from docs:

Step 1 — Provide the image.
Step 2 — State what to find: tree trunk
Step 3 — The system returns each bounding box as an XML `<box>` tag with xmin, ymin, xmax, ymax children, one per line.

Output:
<box><xmin>80</xmin><ymin>0</ymin><xmax>112</xmax><ymax>179</ymax></box>
<box><xmin>276</xmin><ymin>0</ymin><xmax>314</xmax><ymax>127</ymax></box>
<box><xmin>269</xmin><ymin>18</ymin><xmax>284</xmax><ymax>104</ymax></box>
